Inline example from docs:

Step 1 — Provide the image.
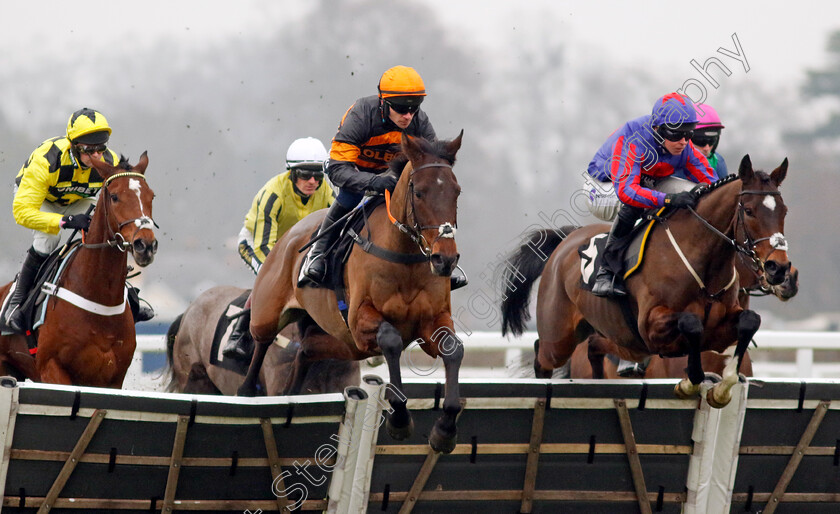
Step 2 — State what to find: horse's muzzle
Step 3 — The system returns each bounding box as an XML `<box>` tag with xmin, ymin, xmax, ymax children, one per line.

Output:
<box><xmin>764</xmin><ymin>259</ymin><xmax>791</xmax><ymax>287</ymax></box>
<box><xmin>132</xmin><ymin>237</ymin><xmax>158</xmax><ymax>267</ymax></box>
<box><xmin>773</xmin><ymin>266</ymin><xmax>799</xmax><ymax>301</ymax></box>
<box><xmin>430</xmin><ymin>252</ymin><xmax>460</xmax><ymax>277</ymax></box>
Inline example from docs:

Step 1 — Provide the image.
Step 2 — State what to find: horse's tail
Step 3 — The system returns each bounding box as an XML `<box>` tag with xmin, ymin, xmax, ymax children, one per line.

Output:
<box><xmin>500</xmin><ymin>226</ymin><xmax>577</xmax><ymax>337</ymax></box>
<box><xmin>164</xmin><ymin>313</ymin><xmax>184</xmax><ymax>392</ymax></box>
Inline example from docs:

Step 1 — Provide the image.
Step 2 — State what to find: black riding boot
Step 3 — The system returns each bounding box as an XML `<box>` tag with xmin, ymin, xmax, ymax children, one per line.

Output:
<box><xmin>5</xmin><ymin>248</ymin><xmax>47</xmax><ymax>333</ymax></box>
<box><xmin>127</xmin><ymin>286</ymin><xmax>155</xmax><ymax>323</ymax></box>
<box><xmin>222</xmin><ymin>310</ymin><xmax>253</xmax><ymax>361</ymax></box>
<box><xmin>591</xmin><ymin>208</ymin><xmax>639</xmax><ymax>297</ymax></box>
<box><xmin>300</xmin><ymin>202</ymin><xmax>353</xmax><ymax>285</ymax></box>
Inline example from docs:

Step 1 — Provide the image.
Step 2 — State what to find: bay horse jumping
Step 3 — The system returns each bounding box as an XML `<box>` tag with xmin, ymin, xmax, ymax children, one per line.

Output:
<box><xmin>571</xmin><ymin>227</ymin><xmax>799</xmax><ymax>379</ymax></box>
<box><xmin>166</xmin><ymin>285</ymin><xmax>360</xmax><ymax>395</ymax></box>
<box><xmin>0</xmin><ymin>153</ymin><xmax>157</xmax><ymax>387</ymax></box>
<box><xmin>238</xmin><ymin>132</ymin><xmax>464</xmax><ymax>453</ymax></box>
<box><xmin>501</xmin><ymin>156</ymin><xmax>792</xmax><ymax>407</ymax></box>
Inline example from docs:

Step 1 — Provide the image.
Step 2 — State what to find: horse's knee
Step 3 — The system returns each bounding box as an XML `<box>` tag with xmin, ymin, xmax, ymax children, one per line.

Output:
<box><xmin>738</xmin><ymin>310</ymin><xmax>761</xmax><ymax>336</ymax></box>
<box><xmin>677</xmin><ymin>313</ymin><xmax>703</xmax><ymax>339</ymax></box>
<box><xmin>377</xmin><ymin>323</ymin><xmax>402</xmax><ymax>358</ymax></box>
<box><xmin>438</xmin><ymin>332</ymin><xmax>464</xmax><ymax>365</ymax></box>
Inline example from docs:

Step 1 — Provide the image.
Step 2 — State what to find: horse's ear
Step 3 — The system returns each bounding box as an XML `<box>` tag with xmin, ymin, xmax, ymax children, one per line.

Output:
<box><xmin>135</xmin><ymin>151</ymin><xmax>149</xmax><ymax>174</ymax></box>
<box><xmin>771</xmin><ymin>157</ymin><xmax>788</xmax><ymax>186</ymax></box>
<box><xmin>89</xmin><ymin>156</ymin><xmax>118</xmax><ymax>181</ymax></box>
<box><xmin>445</xmin><ymin>129</ymin><xmax>464</xmax><ymax>158</ymax></box>
<box><xmin>401</xmin><ymin>133</ymin><xmax>424</xmax><ymax>163</ymax></box>
<box><xmin>738</xmin><ymin>154</ymin><xmax>754</xmax><ymax>182</ymax></box>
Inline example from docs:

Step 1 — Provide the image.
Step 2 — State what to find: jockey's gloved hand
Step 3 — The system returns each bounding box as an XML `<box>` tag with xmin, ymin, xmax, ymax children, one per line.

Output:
<box><xmin>368</xmin><ymin>175</ymin><xmax>398</xmax><ymax>193</ymax></box>
<box><xmin>60</xmin><ymin>213</ymin><xmax>92</xmax><ymax>230</ymax></box>
<box><xmin>664</xmin><ymin>191</ymin><xmax>697</xmax><ymax>209</ymax></box>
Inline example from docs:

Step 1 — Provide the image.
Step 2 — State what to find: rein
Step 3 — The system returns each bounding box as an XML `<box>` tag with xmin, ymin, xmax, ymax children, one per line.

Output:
<box><xmin>656</xmin><ymin>184</ymin><xmax>784</xmax><ymax>301</ymax></box>
<box><xmin>80</xmin><ymin>172</ymin><xmax>158</xmax><ymax>251</ymax></box>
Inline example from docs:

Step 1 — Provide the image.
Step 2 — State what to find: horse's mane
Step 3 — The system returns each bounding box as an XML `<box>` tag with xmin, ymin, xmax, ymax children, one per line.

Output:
<box><xmin>697</xmin><ymin>173</ymin><xmax>738</xmax><ymax>197</ymax></box>
<box><xmin>118</xmin><ymin>155</ymin><xmax>132</xmax><ymax>170</ymax></box>
<box><xmin>387</xmin><ymin>137</ymin><xmax>459</xmax><ymax>175</ymax></box>
<box><xmin>697</xmin><ymin>169</ymin><xmax>776</xmax><ymax>199</ymax></box>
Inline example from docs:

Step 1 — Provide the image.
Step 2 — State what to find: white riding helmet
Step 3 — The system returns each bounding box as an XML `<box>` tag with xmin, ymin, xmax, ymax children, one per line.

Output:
<box><xmin>286</xmin><ymin>137</ymin><xmax>328</xmax><ymax>171</ymax></box>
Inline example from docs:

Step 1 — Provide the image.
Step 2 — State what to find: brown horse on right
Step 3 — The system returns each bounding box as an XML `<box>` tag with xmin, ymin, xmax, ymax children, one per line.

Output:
<box><xmin>501</xmin><ymin>156</ymin><xmax>793</xmax><ymax>407</ymax></box>
<box><xmin>570</xmin><ymin>238</ymin><xmax>799</xmax><ymax>379</ymax></box>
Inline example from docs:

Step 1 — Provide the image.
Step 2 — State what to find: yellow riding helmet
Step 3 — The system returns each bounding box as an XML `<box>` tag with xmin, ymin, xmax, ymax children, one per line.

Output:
<box><xmin>378</xmin><ymin>66</ymin><xmax>426</xmax><ymax>104</ymax></box>
<box><xmin>67</xmin><ymin>108</ymin><xmax>112</xmax><ymax>144</ymax></box>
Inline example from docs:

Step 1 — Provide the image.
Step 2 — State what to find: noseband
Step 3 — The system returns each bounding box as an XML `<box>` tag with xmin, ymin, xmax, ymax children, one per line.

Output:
<box><xmin>386</xmin><ymin>161</ymin><xmax>457</xmax><ymax>256</ymax></box>
<box><xmin>82</xmin><ymin>172</ymin><xmax>158</xmax><ymax>251</ymax></box>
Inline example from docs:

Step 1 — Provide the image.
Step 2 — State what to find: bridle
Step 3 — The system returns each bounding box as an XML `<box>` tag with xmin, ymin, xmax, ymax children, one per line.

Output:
<box><xmin>81</xmin><ymin>171</ymin><xmax>158</xmax><ymax>252</ymax></box>
<box><xmin>656</xmin><ymin>181</ymin><xmax>787</xmax><ymax>300</ymax></box>
<box><xmin>385</xmin><ymin>161</ymin><xmax>457</xmax><ymax>257</ymax></box>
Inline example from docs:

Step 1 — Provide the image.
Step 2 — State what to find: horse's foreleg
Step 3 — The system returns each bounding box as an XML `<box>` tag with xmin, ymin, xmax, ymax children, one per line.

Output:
<box><xmin>428</xmin><ymin>328</ymin><xmax>463</xmax><ymax>454</ymax></box>
<box><xmin>39</xmin><ymin>358</ymin><xmax>73</xmax><ymax>385</ymax></box>
<box><xmin>586</xmin><ymin>335</ymin><xmax>609</xmax><ymax>379</ymax></box>
<box><xmin>280</xmin><ymin>345</ymin><xmax>311</xmax><ymax>396</ymax></box>
<box><xmin>673</xmin><ymin>313</ymin><xmax>705</xmax><ymax>399</ymax></box>
<box><xmin>708</xmin><ymin>309</ymin><xmax>760</xmax><ymax>408</ymax></box>
<box><xmin>237</xmin><ymin>338</ymin><xmax>269</xmax><ymax>396</ymax></box>
<box><xmin>377</xmin><ymin>322</ymin><xmax>413</xmax><ymax>441</ymax></box>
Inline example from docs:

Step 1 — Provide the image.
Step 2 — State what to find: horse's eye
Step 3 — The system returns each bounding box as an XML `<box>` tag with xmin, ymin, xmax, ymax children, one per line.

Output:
<box><xmin>744</xmin><ymin>207</ymin><xmax>753</xmax><ymax>217</ymax></box>
<box><xmin>110</xmin><ymin>194</ymin><xmax>119</xmax><ymax>202</ymax></box>
<box><xmin>414</xmin><ymin>191</ymin><xmax>424</xmax><ymax>199</ymax></box>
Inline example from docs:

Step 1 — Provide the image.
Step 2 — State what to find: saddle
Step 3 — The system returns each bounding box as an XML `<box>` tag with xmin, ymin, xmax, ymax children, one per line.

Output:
<box><xmin>299</xmin><ymin>196</ymin><xmax>388</xmax><ymax>322</ymax></box>
<box><xmin>577</xmin><ymin>177</ymin><xmax>697</xmax><ymax>292</ymax></box>
<box><xmin>0</xmin><ymin>241</ymin><xmax>81</xmax><ymax>348</ymax></box>
<box><xmin>208</xmin><ymin>289</ymin><xmax>253</xmax><ymax>376</ymax></box>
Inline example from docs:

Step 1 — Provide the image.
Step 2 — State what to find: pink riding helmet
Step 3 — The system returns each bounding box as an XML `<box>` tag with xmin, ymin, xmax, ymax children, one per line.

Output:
<box><xmin>695</xmin><ymin>104</ymin><xmax>724</xmax><ymax>130</ymax></box>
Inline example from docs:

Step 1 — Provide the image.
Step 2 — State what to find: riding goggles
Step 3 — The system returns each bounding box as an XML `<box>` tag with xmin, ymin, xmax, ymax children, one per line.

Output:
<box><xmin>294</xmin><ymin>167</ymin><xmax>325</xmax><ymax>181</ymax></box>
<box><xmin>691</xmin><ymin>133</ymin><xmax>719</xmax><ymax>147</ymax></box>
<box><xmin>387</xmin><ymin>101</ymin><xmax>419</xmax><ymax>115</ymax></box>
<box><xmin>76</xmin><ymin>143</ymin><xmax>108</xmax><ymax>154</ymax></box>
<box><xmin>658</xmin><ymin>126</ymin><xmax>694</xmax><ymax>142</ymax></box>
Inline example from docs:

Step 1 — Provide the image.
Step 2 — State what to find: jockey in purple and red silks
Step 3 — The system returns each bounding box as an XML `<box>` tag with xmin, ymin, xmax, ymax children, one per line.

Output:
<box><xmin>587</xmin><ymin>92</ymin><xmax>718</xmax><ymax>298</ymax></box>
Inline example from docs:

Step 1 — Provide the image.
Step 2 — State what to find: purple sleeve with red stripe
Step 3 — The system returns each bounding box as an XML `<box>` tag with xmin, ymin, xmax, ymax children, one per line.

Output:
<box><xmin>683</xmin><ymin>145</ymin><xmax>718</xmax><ymax>183</ymax></box>
<box><xmin>613</xmin><ymin>141</ymin><xmax>666</xmax><ymax>208</ymax></box>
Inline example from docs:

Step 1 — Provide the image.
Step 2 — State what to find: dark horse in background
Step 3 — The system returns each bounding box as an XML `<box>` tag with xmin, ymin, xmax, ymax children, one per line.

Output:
<box><xmin>238</xmin><ymin>132</ymin><xmax>465</xmax><ymax>453</ymax></box>
<box><xmin>166</xmin><ymin>285</ymin><xmax>360</xmax><ymax>395</ymax></box>
<box><xmin>570</xmin><ymin>215</ymin><xmax>799</xmax><ymax>379</ymax></box>
<box><xmin>502</xmin><ymin>156</ymin><xmax>793</xmax><ymax>407</ymax></box>
<box><xmin>0</xmin><ymin>153</ymin><xmax>157</xmax><ymax>387</ymax></box>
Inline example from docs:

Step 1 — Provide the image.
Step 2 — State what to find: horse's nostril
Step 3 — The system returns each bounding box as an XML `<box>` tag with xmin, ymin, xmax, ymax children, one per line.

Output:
<box><xmin>430</xmin><ymin>254</ymin><xmax>444</xmax><ymax>267</ymax></box>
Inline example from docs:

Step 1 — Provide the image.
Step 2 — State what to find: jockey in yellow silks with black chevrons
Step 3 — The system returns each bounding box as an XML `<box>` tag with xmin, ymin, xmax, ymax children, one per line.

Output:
<box><xmin>223</xmin><ymin>137</ymin><xmax>334</xmax><ymax>360</ymax></box>
<box><xmin>5</xmin><ymin>108</ymin><xmax>153</xmax><ymax>334</ymax></box>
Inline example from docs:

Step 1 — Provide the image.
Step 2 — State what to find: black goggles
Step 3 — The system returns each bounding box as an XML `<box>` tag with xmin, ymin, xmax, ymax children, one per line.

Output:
<box><xmin>691</xmin><ymin>134</ymin><xmax>719</xmax><ymax>147</ymax></box>
<box><xmin>387</xmin><ymin>101</ymin><xmax>419</xmax><ymax>115</ymax></box>
<box><xmin>76</xmin><ymin>143</ymin><xmax>108</xmax><ymax>154</ymax></box>
<box><xmin>295</xmin><ymin>168</ymin><xmax>325</xmax><ymax>181</ymax></box>
<box><xmin>658</xmin><ymin>126</ymin><xmax>694</xmax><ymax>142</ymax></box>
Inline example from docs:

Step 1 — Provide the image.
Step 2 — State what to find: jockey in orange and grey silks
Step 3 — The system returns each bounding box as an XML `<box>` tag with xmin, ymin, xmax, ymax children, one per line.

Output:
<box><xmin>13</xmin><ymin>136</ymin><xmax>121</xmax><ymax>235</ymax></box>
<box><xmin>327</xmin><ymin>94</ymin><xmax>436</xmax><ymax>208</ymax></box>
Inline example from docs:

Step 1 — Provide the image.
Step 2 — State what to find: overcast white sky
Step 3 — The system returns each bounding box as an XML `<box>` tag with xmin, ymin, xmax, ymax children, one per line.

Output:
<box><xmin>1</xmin><ymin>1</ymin><xmax>836</xmax><ymax>89</ymax></box>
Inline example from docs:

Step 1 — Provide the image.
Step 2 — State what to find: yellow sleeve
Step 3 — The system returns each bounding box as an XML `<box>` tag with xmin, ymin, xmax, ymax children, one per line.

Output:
<box><xmin>12</xmin><ymin>151</ymin><xmax>62</xmax><ymax>235</ymax></box>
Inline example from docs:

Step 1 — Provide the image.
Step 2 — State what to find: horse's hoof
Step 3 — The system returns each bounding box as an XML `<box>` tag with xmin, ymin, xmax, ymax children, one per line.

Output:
<box><xmin>429</xmin><ymin>426</ymin><xmax>458</xmax><ymax>454</ymax></box>
<box><xmin>386</xmin><ymin>416</ymin><xmax>414</xmax><ymax>441</ymax></box>
<box><xmin>674</xmin><ymin>380</ymin><xmax>700</xmax><ymax>399</ymax></box>
<box><xmin>706</xmin><ymin>387</ymin><xmax>731</xmax><ymax>409</ymax></box>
